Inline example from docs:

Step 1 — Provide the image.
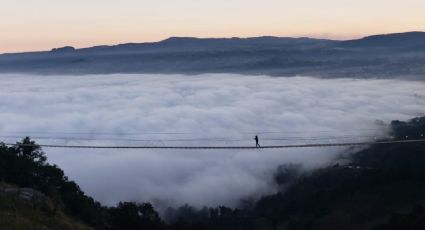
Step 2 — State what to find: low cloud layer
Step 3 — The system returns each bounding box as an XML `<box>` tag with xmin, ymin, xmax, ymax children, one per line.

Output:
<box><xmin>0</xmin><ymin>74</ymin><xmax>424</xmax><ymax>208</ymax></box>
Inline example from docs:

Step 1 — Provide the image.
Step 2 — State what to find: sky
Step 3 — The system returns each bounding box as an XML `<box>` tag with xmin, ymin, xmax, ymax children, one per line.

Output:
<box><xmin>1</xmin><ymin>0</ymin><xmax>425</xmax><ymax>53</ymax></box>
<box><xmin>0</xmin><ymin>73</ymin><xmax>424</xmax><ymax>207</ymax></box>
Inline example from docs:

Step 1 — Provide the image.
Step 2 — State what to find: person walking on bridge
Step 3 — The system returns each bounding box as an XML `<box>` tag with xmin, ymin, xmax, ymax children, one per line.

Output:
<box><xmin>254</xmin><ymin>135</ymin><xmax>260</xmax><ymax>148</ymax></box>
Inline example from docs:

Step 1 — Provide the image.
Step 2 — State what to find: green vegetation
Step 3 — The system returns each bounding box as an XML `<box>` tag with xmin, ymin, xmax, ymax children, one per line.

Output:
<box><xmin>1</xmin><ymin>117</ymin><xmax>425</xmax><ymax>229</ymax></box>
<box><xmin>0</xmin><ymin>183</ymin><xmax>91</xmax><ymax>230</ymax></box>
<box><xmin>0</xmin><ymin>137</ymin><xmax>165</xmax><ymax>230</ymax></box>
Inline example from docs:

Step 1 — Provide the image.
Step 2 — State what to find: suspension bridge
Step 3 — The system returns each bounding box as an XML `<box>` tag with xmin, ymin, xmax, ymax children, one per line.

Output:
<box><xmin>3</xmin><ymin>138</ymin><xmax>425</xmax><ymax>150</ymax></box>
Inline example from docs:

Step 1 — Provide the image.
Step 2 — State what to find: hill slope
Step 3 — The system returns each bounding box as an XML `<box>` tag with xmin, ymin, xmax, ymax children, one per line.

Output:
<box><xmin>1</xmin><ymin>32</ymin><xmax>425</xmax><ymax>78</ymax></box>
<box><xmin>340</xmin><ymin>31</ymin><xmax>425</xmax><ymax>49</ymax></box>
<box><xmin>0</xmin><ymin>183</ymin><xmax>91</xmax><ymax>230</ymax></box>
<box><xmin>0</xmin><ymin>138</ymin><xmax>165</xmax><ymax>230</ymax></box>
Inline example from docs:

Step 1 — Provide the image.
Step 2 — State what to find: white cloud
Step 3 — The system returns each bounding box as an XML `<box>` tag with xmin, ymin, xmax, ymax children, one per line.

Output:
<box><xmin>0</xmin><ymin>73</ymin><xmax>424</xmax><ymax>208</ymax></box>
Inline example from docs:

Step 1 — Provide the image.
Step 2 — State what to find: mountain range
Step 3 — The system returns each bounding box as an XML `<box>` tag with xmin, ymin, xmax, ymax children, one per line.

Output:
<box><xmin>1</xmin><ymin>31</ymin><xmax>425</xmax><ymax>78</ymax></box>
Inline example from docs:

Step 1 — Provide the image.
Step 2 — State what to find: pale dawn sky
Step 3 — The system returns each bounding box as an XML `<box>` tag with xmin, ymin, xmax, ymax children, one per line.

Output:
<box><xmin>1</xmin><ymin>0</ymin><xmax>424</xmax><ymax>53</ymax></box>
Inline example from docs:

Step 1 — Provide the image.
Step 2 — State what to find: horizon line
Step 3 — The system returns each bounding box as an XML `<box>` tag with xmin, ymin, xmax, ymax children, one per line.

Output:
<box><xmin>2</xmin><ymin>30</ymin><xmax>424</xmax><ymax>55</ymax></box>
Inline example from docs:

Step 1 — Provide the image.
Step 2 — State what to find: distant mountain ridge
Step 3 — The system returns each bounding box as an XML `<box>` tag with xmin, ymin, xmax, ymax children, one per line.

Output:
<box><xmin>1</xmin><ymin>31</ymin><xmax>425</xmax><ymax>79</ymax></box>
<box><xmin>6</xmin><ymin>31</ymin><xmax>425</xmax><ymax>55</ymax></box>
<box><xmin>7</xmin><ymin>36</ymin><xmax>334</xmax><ymax>55</ymax></box>
<box><xmin>340</xmin><ymin>31</ymin><xmax>425</xmax><ymax>48</ymax></box>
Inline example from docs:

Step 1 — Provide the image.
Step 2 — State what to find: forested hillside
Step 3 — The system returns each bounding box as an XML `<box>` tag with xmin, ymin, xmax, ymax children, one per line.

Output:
<box><xmin>0</xmin><ymin>137</ymin><xmax>165</xmax><ymax>230</ymax></box>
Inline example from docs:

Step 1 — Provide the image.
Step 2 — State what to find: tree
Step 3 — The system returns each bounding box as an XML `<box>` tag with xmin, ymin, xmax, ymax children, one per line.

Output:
<box><xmin>109</xmin><ymin>202</ymin><xmax>165</xmax><ymax>230</ymax></box>
<box><xmin>13</xmin><ymin>136</ymin><xmax>46</xmax><ymax>164</ymax></box>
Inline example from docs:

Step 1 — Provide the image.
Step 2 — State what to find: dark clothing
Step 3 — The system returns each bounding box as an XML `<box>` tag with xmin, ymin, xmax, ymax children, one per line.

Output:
<box><xmin>254</xmin><ymin>136</ymin><xmax>260</xmax><ymax>147</ymax></box>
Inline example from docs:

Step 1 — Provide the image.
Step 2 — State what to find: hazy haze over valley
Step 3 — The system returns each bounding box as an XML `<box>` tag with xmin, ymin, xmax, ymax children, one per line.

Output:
<box><xmin>0</xmin><ymin>73</ymin><xmax>424</xmax><ymax>208</ymax></box>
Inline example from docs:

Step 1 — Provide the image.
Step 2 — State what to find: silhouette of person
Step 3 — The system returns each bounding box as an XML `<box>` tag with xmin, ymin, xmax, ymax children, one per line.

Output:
<box><xmin>254</xmin><ymin>135</ymin><xmax>260</xmax><ymax>148</ymax></box>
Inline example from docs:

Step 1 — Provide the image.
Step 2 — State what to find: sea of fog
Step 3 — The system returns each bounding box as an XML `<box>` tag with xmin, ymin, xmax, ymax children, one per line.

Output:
<box><xmin>0</xmin><ymin>73</ymin><xmax>424</xmax><ymax>208</ymax></box>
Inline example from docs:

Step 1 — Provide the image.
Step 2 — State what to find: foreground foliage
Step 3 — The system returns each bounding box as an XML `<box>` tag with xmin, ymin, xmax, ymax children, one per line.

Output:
<box><xmin>0</xmin><ymin>137</ymin><xmax>165</xmax><ymax>230</ymax></box>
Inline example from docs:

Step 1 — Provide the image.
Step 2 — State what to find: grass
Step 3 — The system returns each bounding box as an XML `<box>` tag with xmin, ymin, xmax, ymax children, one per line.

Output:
<box><xmin>0</xmin><ymin>183</ymin><xmax>92</xmax><ymax>230</ymax></box>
